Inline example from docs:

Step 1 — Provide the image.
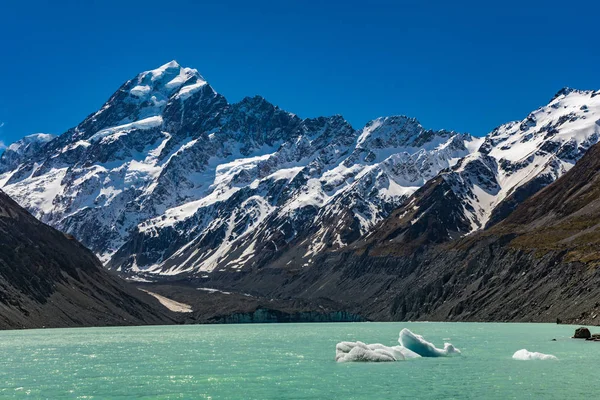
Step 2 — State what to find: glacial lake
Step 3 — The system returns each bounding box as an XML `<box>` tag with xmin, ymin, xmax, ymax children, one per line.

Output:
<box><xmin>1</xmin><ymin>322</ymin><xmax>599</xmax><ymax>399</ymax></box>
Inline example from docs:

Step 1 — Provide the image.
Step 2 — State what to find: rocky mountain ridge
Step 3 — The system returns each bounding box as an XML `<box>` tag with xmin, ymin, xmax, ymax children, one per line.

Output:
<box><xmin>350</xmin><ymin>88</ymin><xmax>600</xmax><ymax>255</ymax></box>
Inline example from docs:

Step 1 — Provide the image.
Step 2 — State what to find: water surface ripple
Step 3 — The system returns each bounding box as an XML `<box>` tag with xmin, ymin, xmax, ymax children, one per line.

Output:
<box><xmin>1</xmin><ymin>322</ymin><xmax>597</xmax><ymax>399</ymax></box>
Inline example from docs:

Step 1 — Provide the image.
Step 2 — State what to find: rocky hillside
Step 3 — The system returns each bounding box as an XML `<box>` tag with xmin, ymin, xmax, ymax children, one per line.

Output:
<box><xmin>0</xmin><ymin>61</ymin><xmax>477</xmax><ymax>277</ymax></box>
<box><xmin>0</xmin><ymin>190</ymin><xmax>174</xmax><ymax>329</ymax></box>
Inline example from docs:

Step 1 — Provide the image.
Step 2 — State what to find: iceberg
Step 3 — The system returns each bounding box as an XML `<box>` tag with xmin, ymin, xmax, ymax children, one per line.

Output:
<box><xmin>398</xmin><ymin>328</ymin><xmax>461</xmax><ymax>357</ymax></box>
<box><xmin>335</xmin><ymin>328</ymin><xmax>461</xmax><ymax>362</ymax></box>
<box><xmin>335</xmin><ymin>341</ymin><xmax>403</xmax><ymax>362</ymax></box>
<box><xmin>512</xmin><ymin>349</ymin><xmax>558</xmax><ymax>361</ymax></box>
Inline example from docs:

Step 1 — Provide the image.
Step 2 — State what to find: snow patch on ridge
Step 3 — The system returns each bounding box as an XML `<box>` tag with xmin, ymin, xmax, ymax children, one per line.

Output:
<box><xmin>89</xmin><ymin>116</ymin><xmax>163</xmax><ymax>143</ymax></box>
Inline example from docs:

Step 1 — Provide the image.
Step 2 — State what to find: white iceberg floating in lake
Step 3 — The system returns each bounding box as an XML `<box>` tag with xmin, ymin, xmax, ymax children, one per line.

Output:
<box><xmin>335</xmin><ymin>341</ymin><xmax>404</xmax><ymax>362</ymax></box>
<box><xmin>335</xmin><ymin>329</ymin><xmax>459</xmax><ymax>362</ymax></box>
<box><xmin>512</xmin><ymin>349</ymin><xmax>558</xmax><ymax>361</ymax></box>
<box><xmin>399</xmin><ymin>328</ymin><xmax>461</xmax><ymax>357</ymax></box>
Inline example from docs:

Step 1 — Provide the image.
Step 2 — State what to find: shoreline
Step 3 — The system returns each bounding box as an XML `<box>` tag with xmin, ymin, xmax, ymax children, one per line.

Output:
<box><xmin>0</xmin><ymin>318</ymin><xmax>593</xmax><ymax>333</ymax></box>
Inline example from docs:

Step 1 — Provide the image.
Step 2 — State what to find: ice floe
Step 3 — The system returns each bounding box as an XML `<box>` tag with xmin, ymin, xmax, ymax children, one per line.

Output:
<box><xmin>512</xmin><ymin>349</ymin><xmax>558</xmax><ymax>361</ymax></box>
<box><xmin>399</xmin><ymin>328</ymin><xmax>461</xmax><ymax>357</ymax></box>
<box><xmin>336</xmin><ymin>342</ymin><xmax>402</xmax><ymax>362</ymax></box>
<box><xmin>336</xmin><ymin>329</ymin><xmax>459</xmax><ymax>362</ymax></box>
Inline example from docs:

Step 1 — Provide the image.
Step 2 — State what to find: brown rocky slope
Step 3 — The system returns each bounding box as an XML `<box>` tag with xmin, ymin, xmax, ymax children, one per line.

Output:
<box><xmin>0</xmin><ymin>190</ymin><xmax>175</xmax><ymax>329</ymax></box>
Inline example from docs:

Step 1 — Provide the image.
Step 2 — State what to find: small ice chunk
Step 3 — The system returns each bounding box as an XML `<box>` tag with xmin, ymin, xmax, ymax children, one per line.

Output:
<box><xmin>335</xmin><ymin>341</ymin><xmax>405</xmax><ymax>362</ymax></box>
<box><xmin>512</xmin><ymin>349</ymin><xmax>558</xmax><ymax>361</ymax></box>
<box><xmin>398</xmin><ymin>328</ymin><xmax>461</xmax><ymax>357</ymax></box>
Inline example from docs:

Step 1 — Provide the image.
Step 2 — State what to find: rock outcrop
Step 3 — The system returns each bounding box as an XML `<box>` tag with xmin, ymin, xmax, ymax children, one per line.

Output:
<box><xmin>573</xmin><ymin>327</ymin><xmax>591</xmax><ymax>339</ymax></box>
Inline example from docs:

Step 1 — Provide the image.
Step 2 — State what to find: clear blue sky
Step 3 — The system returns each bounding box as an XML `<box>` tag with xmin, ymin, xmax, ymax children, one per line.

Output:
<box><xmin>1</xmin><ymin>0</ymin><xmax>599</xmax><ymax>146</ymax></box>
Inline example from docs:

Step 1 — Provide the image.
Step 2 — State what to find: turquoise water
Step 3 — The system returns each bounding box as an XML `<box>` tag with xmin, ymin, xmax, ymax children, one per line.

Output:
<box><xmin>1</xmin><ymin>322</ymin><xmax>598</xmax><ymax>399</ymax></box>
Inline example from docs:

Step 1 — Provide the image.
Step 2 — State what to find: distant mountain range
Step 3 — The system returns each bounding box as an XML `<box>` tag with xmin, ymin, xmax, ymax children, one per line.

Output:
<box><xmin>2</xmin><ymin>61</ymin><xmax>600</xmax><ymax>325</ymax></box>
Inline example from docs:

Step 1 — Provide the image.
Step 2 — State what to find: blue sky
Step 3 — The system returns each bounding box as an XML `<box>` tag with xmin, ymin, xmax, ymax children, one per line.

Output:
<box><xmin>1</xmin><ymin>0</ymin><xmax>599</xmax><ymax>146</ymax></box>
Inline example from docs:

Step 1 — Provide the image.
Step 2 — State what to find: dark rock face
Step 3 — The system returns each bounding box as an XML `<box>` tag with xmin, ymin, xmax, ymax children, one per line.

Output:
<box><xmin>573</xmin><ymin>327</ymin><xmax>591</xmax><ymax>339</ymax></box>
<box><xmin>484</xmin><ymin>173</ymin><xmax>555</xmax><ymax>229</ymax></box>
<box><xmin>357</xmin><ymin>176</ymin><xmax>474</xmax><ymax>254</ymax></box>
<box><xmin>0</xmin><ymin>190</ymin><xmax>174</xmax><ymax>330</ymax></box>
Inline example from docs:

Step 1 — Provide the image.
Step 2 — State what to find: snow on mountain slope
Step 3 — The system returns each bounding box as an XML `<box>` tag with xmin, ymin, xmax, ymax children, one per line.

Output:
<box><xmin>137</xmin><ymin>117</ymin><xmax>477</xmax><ymax>274</ymax></box>
<box><xmin>366</xmin><ymin>88</ymin><xmax>600</xmax><ymax>253</ymax></box>
<box><xmin>0</xmin><ymin>133</ymin><xmax>55</xmax><ymax>178</ymax></box>
<box><xmin>448</xmin><ymin>88</ymin><xmax>600</xmax><ymax>232</ymax></box>
<box><xmin>5</xmin><ymin>62</ymin><xmax>593</xmax><ymax>277</ymax></box>
<box><xmin>0</xmin><ymin>61</ymin><xmax>476</xmax><ymax>275</ymax></box>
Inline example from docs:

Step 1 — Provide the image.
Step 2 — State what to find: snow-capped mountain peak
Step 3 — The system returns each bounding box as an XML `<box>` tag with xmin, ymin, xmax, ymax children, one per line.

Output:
<box><xmin>2</xmin><ymin>60</ymin><xmax>597</xmax><ymax>279</ymax></box>
<box><xmin>135</xmin><ymin>60</ymin><xmax>207</xmax><ymax>100</ymax></box>
<box><xmin>0</xmin><ymin>61</ymin><xmax>477</xmax><ymax>276</ymax></box>
<box><xmin>358</xmin><ymin>116</ymin><xmax>423</xmax><ymax>147</ymax></box>
<box><xmin>5</xmin><ymin>133</ymin><xmax>54</xmax><ymax>153</ymax></box>
<box><xmin>356</xmin><ymin>116</ymin><xmax>465</xmax><ymax>163</ymax></box>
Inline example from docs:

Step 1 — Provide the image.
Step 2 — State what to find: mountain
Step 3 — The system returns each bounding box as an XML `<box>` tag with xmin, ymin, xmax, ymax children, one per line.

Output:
<box><xmin>203</xmin><ymin>88</ymin><xmax>600</xmax><ymax>284</ymax></box>
<box><xmin>0</xmin><ymin>190</ymin><xmax>174</xmax><ymax>329</ymax></box>
<box><xmin>378</xmin><ymin>137</ymin><xmax>600</xmax><ymax>325</ymax></box>
<box><xmin>353</xmin><ymin>88</ymin><xmax>600</xmax><ymax>254</ymax></box>
<box><xmin>212</xmin><ymin>140</ymin><xmax>600</xmax><ymax>325</ymax></box>
<box><xmin>1</xmin><ymin>60</ymin><xmax>599</xmax><ymax>291</ymax></box>
<box><xmin>0</xmin><ymin>61</ymin><xmax>477</xmax><ymax>276</ymax></box>
<box><xmin>2</xmin><ymin>60</ymin><xmax>600</xmax><ymax>325</ymax></box>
